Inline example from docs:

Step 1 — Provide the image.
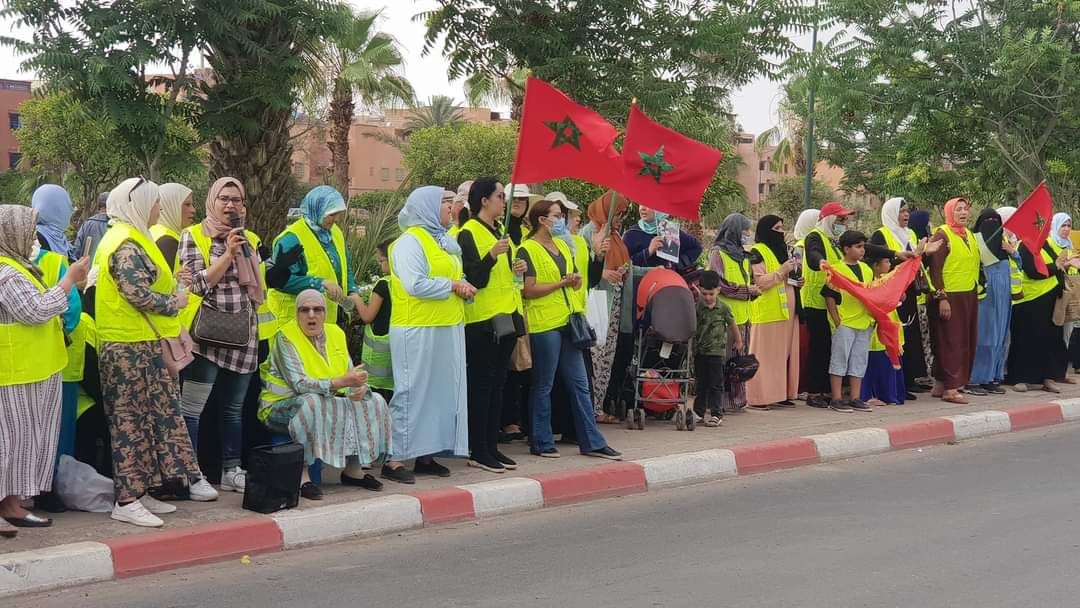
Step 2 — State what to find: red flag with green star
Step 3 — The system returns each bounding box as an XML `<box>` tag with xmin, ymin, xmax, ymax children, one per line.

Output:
<box><xmin>1003</xmin><ymin>181</ymin><xmax>1054</xmax><ymax>275</ymax></box>
<box><xmin>619</xmin><ymin>104</ymin><xmax>723</xmax><ymax>221</ymax></box>
<box><xmin>511</xmin><ymin>77</ymin><xmax>622</xmax><ymax>190</ymax></box>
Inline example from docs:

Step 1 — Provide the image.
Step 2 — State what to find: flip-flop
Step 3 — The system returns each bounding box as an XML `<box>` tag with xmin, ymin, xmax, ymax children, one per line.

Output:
<box><xmin>942</xmin><ymin>395</ymin><xmax>969</xmax><ymax>405</ymax></box>
<box><xmin>595</xmin><ymin>413</ymin><xmax>620</xmax><ymax>424</ymax></box>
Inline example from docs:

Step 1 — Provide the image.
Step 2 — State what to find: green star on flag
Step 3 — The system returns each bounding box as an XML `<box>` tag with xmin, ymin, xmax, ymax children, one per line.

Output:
<box><xmin>545</xmin><ymin>116</ymin><xmax>582</xmax><ymax>150</ymax></box>
<box><xmin>638</xmin><ymin>146</ymin><xmax>674</xmax><ymax>183</ymax></box>
<box><xmin>1033</xmin><ymin>211</ymin><xmax>1046</xmax><ymax>231</ymax></box>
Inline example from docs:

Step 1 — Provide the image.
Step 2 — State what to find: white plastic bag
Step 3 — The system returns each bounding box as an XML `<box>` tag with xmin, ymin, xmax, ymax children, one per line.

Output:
<box><xmin>585</xmin><ymin>289</ymin><xmax>610</xmax><ymax>348</ymax></box>
<box><xmin>55</xmin><ymin>455</ymin><xmax>114</xmax><ymax>513</ymax></box>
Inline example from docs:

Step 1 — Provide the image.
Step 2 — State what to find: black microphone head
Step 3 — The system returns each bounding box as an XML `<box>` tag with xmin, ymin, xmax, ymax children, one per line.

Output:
<box><xmin>229</xmin><ymin>213</ymin><xmax>242</xmax><ymax>229</ymax></box>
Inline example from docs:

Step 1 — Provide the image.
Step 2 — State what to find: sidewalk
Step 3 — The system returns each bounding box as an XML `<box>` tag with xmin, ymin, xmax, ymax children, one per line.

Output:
<box><xmin>6</xmin><ymin>383</ymin><xmax>1080</xmax><ymax>556</ymax></box>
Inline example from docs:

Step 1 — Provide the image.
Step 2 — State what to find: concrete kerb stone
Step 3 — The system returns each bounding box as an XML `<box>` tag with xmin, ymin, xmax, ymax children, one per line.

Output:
<box><xmin>1053</xmin><ymin>398</ymin><xmax>1080</xmax><ymax>421</ymax></box>
<box><xmin>806</xmin><ymin>427</ymin><xmax>892</xmax><ymax>462</ymax></box>
<box><xmin>271</xmin><ymin>494</ymin><xmax>423</xmax><ymax>549</ymax></box>
<box><xmin>460</xmin><ymin>477</ymin><xmax>544</xmax><ymax>518</ymax></box>
<box><xmin>635</xmin><ymin>449</ymin><xmax>738</xmax><ymax>488</ymax></box>
<box><xmin>0</xmin><ymin>541</ymin><xmax>114</xmax><ymax>598</ymax></box>
<box><xmin>944</xmin><ymin>410</ymin><xmax>1012</xmax><ymax>441</ymax></box>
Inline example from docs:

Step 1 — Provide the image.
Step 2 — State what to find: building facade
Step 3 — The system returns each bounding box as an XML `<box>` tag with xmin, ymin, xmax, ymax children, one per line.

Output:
<box><xmin>0</xmin><ymin>79</ymin><xmax>32</xmax><ymax>171</ymax></box>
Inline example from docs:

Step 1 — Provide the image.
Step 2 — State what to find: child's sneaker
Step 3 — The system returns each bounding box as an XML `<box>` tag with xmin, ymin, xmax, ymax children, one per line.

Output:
<box><xmin>849</xmin><ymin>399</ymin><xmax>872</xmax><ymax>412</ymax></box>
<box><xmin>829</xmin><ymin>399</ymin><xmax>854</xmax><ymax>413</ymax></box>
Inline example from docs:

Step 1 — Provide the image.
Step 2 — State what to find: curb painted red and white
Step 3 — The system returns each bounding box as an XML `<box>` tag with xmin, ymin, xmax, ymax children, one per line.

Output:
<box><xmin>4</xmin><ymin>398</ymin><xmax>1079</xmax><ymax>597</ymax></box>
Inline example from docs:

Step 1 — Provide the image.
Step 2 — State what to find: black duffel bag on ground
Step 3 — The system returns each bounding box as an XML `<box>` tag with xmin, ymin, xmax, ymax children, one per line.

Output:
<box><xmin>242</xmin><ymin>442</ymin><xmax>304</xmax><ymax>514</ymax></box>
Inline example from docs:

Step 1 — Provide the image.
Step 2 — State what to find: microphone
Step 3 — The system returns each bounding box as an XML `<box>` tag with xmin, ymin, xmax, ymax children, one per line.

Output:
<box><xmin>229</xmin><ymin>213</ymin><xmax>252</xmax><ymax>258</ymax></box>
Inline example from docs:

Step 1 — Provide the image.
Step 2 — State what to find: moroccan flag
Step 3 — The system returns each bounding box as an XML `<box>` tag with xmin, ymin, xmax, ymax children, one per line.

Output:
<box><xmin>511</xmin><ymin>77</ymin><xmax>622</xmax><ymax>190</ymax></box>
<box><xmin>823</xmin><ymin>259</ymin><xmax>923</xmax><ymax>369</ymax></box>
<box><xmin>618</xmin><ymin>104</ymin><xmax>723</xmax><ymax>221</ymax></box>
<box><xmin>1003</xmin><ymin>181</ymin><xmax>1054</xmax><ymax>275</ymax></box>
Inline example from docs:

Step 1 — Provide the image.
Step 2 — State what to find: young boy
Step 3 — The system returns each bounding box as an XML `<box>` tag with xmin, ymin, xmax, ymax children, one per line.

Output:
<box><xmin>694</xmin><ymin>270</ymin><xmax>744</xmax><ymax>426</ymax></box>
<box><xmin>859</xmin><ymin>250</ymin><xmax>907</xmax><ymax>406</ymax></box>
<box><xmin>822</xmin><ymin>231</ymin><xmax>875</xmax><ymax>412</ymax></box>
<box><xmin>356</xmin><ymin>239</ymin><xmax>395</xmax><ymax>404</ymax></box>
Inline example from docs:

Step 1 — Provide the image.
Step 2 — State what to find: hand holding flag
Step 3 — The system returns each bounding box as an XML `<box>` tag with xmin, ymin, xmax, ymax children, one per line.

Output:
<box><xmin>1003</xmin><ymin>182</ymin><xmax>1054</xmax><ymax>275</ymax></box>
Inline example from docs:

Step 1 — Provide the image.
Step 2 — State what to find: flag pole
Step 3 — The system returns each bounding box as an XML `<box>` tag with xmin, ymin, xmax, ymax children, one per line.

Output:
<box><xmin>503</xmin><ymin>181</ymin><xmax>514</xmax><ymax>238</ymax></box>
<box><xmin>604</xmin><ymin>191</ymin><xmax>619</xmax><ymax>239</ymax></box>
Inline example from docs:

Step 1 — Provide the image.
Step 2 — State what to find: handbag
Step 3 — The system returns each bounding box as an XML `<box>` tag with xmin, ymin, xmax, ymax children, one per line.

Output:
<box><xmin>190</xmin><ymin>300</ymin><xmax>254</xmax><ymax>349</ymax></box>
<box><xmin>585</xmin><ymin>289</ymin><xmax>610</xmax><ymax>348</ymax></box>
<box><xmin>490</xmin><ymin>313</ymin><xmax>518</xmax><ymax>340</ymax></box>
<box><xmin>141</xmin><ymin>312</ymin><xmax>194</xmax><ymax>381</ymax></box>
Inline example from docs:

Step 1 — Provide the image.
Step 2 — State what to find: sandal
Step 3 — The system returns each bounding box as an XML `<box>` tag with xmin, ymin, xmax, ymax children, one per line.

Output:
<box><xmin>595</xmin><ymin>413</ymin><xmax>620</xmax><ymax>424</ymax></box>
<box><xmin>703</xmin><ymin>415</ymin><xmax>723</xmax><ymax>428</ymax></box>
<box><xmin>942</xmin><ymin>394</ymin><xmax>969</xmax><ymax>405</ymax></box>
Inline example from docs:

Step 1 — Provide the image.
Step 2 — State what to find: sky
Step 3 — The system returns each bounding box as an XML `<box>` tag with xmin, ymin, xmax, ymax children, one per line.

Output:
<box><xmin>0</xmin><ymin>0</ymin><xmax>786</xmax><ymax>135</ymax></box>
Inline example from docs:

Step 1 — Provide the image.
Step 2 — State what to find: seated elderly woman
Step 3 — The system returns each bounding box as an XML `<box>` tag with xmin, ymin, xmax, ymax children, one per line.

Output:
<box><xmin>259</xmin><ymin>289</ymin><xmax>391</xmax><ymax>500</ymax></box>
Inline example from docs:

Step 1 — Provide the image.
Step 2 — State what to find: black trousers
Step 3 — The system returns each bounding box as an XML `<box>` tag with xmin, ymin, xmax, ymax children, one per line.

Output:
<box><xmin>804</xmin><ymin>308</ymin><xmax>832</xmax><ymax>394</ymax></box>
<box><xmin>465</xmin><ymin>324</ymin><xmax>517</xmax><ymax>460</ymax></box>
<box><xmin>502</xmin><ymin>369</ymin><xmax>530</xmax><ymax>430</ymax></box>
<box><xmin>603</xmin><ymin>331</ymin><xmax>636</xmax><ymax>413</ymax></box>
<box><xmin>694</xmin><ymin>354</ymin><xmax>725</xmax><ymax>417</ymax></box>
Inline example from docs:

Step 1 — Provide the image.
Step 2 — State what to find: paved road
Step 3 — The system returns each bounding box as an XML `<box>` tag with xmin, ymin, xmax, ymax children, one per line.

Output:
<box><xmin>21</xmin><ymin>423</ymin><xmax>1080</xmax><ymax>607</ymax></box>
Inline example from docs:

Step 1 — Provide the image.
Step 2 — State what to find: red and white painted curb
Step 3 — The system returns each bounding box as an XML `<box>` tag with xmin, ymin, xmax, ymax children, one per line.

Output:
<box><xmin>4</xmin><ymin>398</ymin><xmax>1079</xmax><ymax>597</ymax></box>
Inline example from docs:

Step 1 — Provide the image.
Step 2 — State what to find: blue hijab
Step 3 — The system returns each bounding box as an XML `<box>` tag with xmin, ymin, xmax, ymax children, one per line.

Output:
<box><xmin>638</xmin><ymin>208</ymin><xmax>670</xmax><ymax>235</ymax></box>
<box><xmin>301</xmin><ymin>186</ymin><xmax>347</xmax><ymax>246</ymax></box>
<box><xmin>1051</xmin><ymin>212</ymin><xmax>1072</xmax><ymax>249</ymax></box>
<box><xmin>909</xmin><ymin>210</ymin><xmax>931</xmax><ymax>240</ymax></box>
<box><xmin>399</xmin><ymin>185</ymin><xmax>461</xmax><ymax>255</ymax></box>
<box><xmin>31</xmin><ymin>184</ymin><xmax>74</xmax><ymax>257</ymax></box>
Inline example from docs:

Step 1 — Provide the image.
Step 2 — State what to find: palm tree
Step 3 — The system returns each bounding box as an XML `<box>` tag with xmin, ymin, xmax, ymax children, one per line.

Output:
<box><xmin>308</xmin><ymin>9</ymin><xmax>414</xmax><ymax>198</ymax></box>
<box><xmin>463</xmin><ymin>67</ymin><xmax>529</xmax><ymax>120</ymax></box>
<box><xmin>404</xmin><ymin>95</ymin><xmax>467</xmax><ymax>132</ymax></box>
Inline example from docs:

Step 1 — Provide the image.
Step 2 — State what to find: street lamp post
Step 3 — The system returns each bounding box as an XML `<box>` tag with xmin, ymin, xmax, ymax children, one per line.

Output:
<box><xmin>803</xmin><ymin>0</ymin><xmax>819</xmax><ymax>210</ymax></box>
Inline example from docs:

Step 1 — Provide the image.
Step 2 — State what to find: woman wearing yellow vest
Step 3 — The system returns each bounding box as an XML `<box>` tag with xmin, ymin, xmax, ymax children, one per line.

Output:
<box><xmin>1005</xmin><ymin>210</ymin><xmax>1072</xmax><ymax>392</ymax></box>
<box><xmin>268</xmin><ymin>186</ymin><xmax>360</xmax><ymax>328</ymax></box>
<box><xmin>382</xmin><ymin>186</ymin><xmax>473</xmax><ymax>484</ymax></box>
<box><xmin>151</xmin><ymin>183</ymin><xmax>196</xmax><ymax>270</ymax></box>
<box><xmin>968</xmin><ymin>208</ymin><xmax>1017</xmax><ymax>394</ymax></box>
<box><xmin>0</xmin><ymin>205</ymin><xmax>88</xmax><ymax>536</ymax></box>
<box><xmin>925</xmin><ymin>198</ymin><xmax>981</xmax><ymax>404</ymax></box>
<box><xmin>261</xmin><ymin>290</ymin><xmax>391</xmax><ymax>499</ymax></box>
<box><xmin>1049</xmin><ymin>213</ymin><xmax>1080</xmax><ymax>362</ymax></box>
<box><xmin>517</xmin><ymin>199</ymin><xmax>621</xmax><ymax>460</ymax></box>
<box><xmin>355</xmin><ymin>239</ymin><xmax>395</xmax><ymax>403</ymax></box>
<box><xmin>178</xmin><ymin>177</ymin><xmax>265</xmax><ymax>494</ymax></box>
<box><xmin>745</xmin><ymin>215</ymin><xmax>800</xmax><ymax>410</ymax></box>
<box><xmin>708</xmin><ymin>213</ymin><xmax>757</xmax><ymax>411</ymax></box>
<box><xmin>95</xmin><ymin>178</ymin><xmax>218</xmax><ymax>528</ymax></box>
<box><xmin>455</xmin><ymin>178</ymin><xmax>526</xmax><ymax>473</ymax></box>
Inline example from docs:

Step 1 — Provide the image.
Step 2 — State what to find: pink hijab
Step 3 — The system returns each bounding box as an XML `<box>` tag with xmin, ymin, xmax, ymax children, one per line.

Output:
<box><xmin>943</xmin><ymin>197</ymin><xmax>969</xmax><ymax>238</ymax></box>
<box><xmin>202</xmin><ymin>177</ymin><xmax>264</xmax><ymax>304</ymax></box>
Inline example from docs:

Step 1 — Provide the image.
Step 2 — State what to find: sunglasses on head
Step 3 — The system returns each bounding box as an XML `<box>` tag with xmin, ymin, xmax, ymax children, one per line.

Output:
<box><xmin>128</xmin><ymin>176</ymin><xmax>147</xmax><ymax>202</ymax></box>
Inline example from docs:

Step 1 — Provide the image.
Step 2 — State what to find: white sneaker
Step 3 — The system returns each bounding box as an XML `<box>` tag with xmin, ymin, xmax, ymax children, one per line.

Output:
<box><xmin>188</xmin><ymin>478</ymin><xmax>219</xmax><ymax>502</ymax></box>
<box><xmin>140</xmin><ymin>494</ymin><xmax>177</xmax><ymax>514</ymax></box>
<box><xmin>111</xmin><ymin>500</ymin><xmax>164</xmax><ymax>528</ymax></box>
<box><xmin>220</xmin><ymin>468</ymin><xmax>247</xmax><ymax>493</ymax></box>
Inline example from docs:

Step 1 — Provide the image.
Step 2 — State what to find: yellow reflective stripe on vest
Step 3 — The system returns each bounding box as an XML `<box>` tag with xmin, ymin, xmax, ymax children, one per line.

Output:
<box><xmin>0</xmin><ymin>257</ymin><xmax>68</xmax><ymax>386</ymax></box>
<box><xmin>748</xmin><ymin>243</ymin><xmax>789</xmax><ymax>324</ymax></box>
<box><xmin>520</xmin><ymin>238</ymin><xmax>577</xmax><ymax>334</ymax></box>
<box><xmin>830</xmin><ymin>261</ymin><xmax>874</xmax><ymax>331</ymax></box>
<box><xmin>267</xmin><ymin>219</ymin><xmax>348</xmax><ymax>331</ymax></box>
<box><xmin>389</xmin><ymin>227</ymin><xmax>464</xmax><ymax>328</ymax></box>
<box><xmin>461</xmin><ymin>219</ymin><xmax>518</xmax><ymax>324</ymax></box>
<box><xmin>801</xmin><ymin>227</ymin><xmax>841</xmax><ymax>310</ymax></box>
<box><xmin>716</xmin><ymin>250</ymin><xmax>751</xmax><ymax>325</ymax></box>
<box><xmin>93</xmin><ymin>223</ymin><xmax>181</xmax><ymax>343</ymax></box>
<box><xmin>1018</xmin><ymin>245</ymin><xmax>1060</xmax><ymax>304</ymax></box>
<box><xmin>937</xmin><ymin>226</ymin><xmax>980</xmax><ymax>293</ymax></box>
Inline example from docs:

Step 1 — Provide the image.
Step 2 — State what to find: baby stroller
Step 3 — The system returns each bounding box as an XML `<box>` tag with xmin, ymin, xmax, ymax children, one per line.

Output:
<box><xmin>625</xmin><ymin>268</ymin><xmax>697</xmax><ymax>430</ymax></box>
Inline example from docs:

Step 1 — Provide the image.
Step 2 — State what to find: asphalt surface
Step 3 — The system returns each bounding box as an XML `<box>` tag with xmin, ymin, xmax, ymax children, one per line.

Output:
<box><xmin>21</xmin><ymin>423</ymin><xmax>1080</xmax><ymax>608</ymax></box>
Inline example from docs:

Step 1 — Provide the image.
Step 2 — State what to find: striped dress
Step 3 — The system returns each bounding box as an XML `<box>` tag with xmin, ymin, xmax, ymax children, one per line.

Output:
<box><xmin>0</xmin><ymin>265</ymin><xmax>68</xmax><ymax>497</ymax></box>
<box><xmin>262</xmin><ymin>331</ymin><xmax>392</xmax><ymax>468</ymax></box>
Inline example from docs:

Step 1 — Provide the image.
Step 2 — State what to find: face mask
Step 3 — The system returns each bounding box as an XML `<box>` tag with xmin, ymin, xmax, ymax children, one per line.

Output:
<box><xmin>741</xmin><ymin>234</ymin><xmax>753</xmax><ymax>248</ymax></box>
<box><xmin>833</xmin><ymin>224</ymin><xmax>847</xmax><ymax>237</ymax></box>
<box><xmin>549</xmin><ymin>217</ymin><xmax>569</xmax><ymax>237</ymax></box>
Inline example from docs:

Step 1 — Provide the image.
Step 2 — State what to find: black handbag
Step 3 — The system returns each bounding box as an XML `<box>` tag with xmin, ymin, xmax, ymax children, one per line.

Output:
<box><xmin>191</xmin><ymin>300</ymin><xmax>254</xmax><ymax>350</ymax></box>
<box><xmin>490</xmin><ymin>313</ymin><xmax>518</xmax><ymax>340</ymax></box>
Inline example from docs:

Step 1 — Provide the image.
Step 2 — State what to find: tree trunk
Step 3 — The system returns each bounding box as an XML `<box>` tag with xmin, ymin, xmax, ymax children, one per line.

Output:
<box><xmin>329</xmin><ymin>77</ymin><xmax>354</xmax><ymax>200</ymax></box>
<box><xmin>209</xmin><ymin>106</ymin><xmax>295</xmax><ymax>242</ymax></box>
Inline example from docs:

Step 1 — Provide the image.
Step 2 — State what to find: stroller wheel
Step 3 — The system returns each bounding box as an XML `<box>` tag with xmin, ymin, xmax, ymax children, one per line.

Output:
<box><xmin>673</xmin><ymin>409</ymin><xmax>685</xmax><ymax>431</ymax></box>
<box><xmin>626</xmin><ymin>410</ymin><xmax>638</xmax><ymax>430</ymax></box>
<box><xmin>635</xmin><ymin>409</ymin><xmax>646</xmax><ymax>430</ymax></box>
<box><xmin>686</xmin><ymin>407</ymin><xmax>696</xmax><ymax>431</ymax></box>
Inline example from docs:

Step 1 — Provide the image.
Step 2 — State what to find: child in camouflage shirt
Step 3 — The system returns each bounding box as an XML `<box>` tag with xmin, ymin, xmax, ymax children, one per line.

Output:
<box><xmin>694</xmin><ymin>270</ymin><xmax>743</xmax><ymax>426</ymax></box>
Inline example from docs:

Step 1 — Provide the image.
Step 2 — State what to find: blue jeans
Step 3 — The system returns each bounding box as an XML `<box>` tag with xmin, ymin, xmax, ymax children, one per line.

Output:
<box><xmin>180</xmin><ymin>355</ymin><xmax>252</xmax><ymax>470</ymax></box>
<box><xmin>528</xmin><ymin>329</ymin><xmax>608</xmax><ymax>454</ymax></box>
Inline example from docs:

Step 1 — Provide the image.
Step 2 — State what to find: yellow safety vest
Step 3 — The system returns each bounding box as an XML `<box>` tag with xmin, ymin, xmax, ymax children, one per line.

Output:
<box><xmin>266</xmin><ymin>219</ymin><xmax>348</xmax><ymax>331</ymax></box>
<box><xmin>801</xmin><ymin>227</ymin><xmax>842</xmax><ymax>310</ymax></box>
<box><xmin>183</xmin><ymin>225</ymin><xmax>276</xmax><ymax>339</ymax></box>
<box><xmin>870</xmin><ymin>309</ymin><xmax>905</xmax><ymax>352</ymax></box>
<box><xmin>520</xmin><ymin>237</ymin><xmax>580</xmax><ymax>334</ymax></box>
<box><xmin>1048</xmin><ymin>241</ymin><xmax>1079</xmax><ymax>276</ymax></box>
<box><xmin>1017</xmin><ymin>244</ymin><xmax>1062</xmax><ymax>305</ymax></box>
<box><xmin>715</xmin><ymin>250</ymin><xmax>752</xmax><ymax>325</ymax></box>
<box><xmin>150</xmin><ymin>224</ymin><xmax>182</xmax><ymax>271</ymax></box>
<box><xmin>448</xmin><ymin>225</ymin><xmax>462</xmax><ymax>238</ymax></box>
<box><xmin>749</xmin><ymin>243</ymin><xmax>789</xmax><ymax>324</ymax></box>
<box><xmin>829</xmin><ymin>261</ymin><xmax>874</xmax><ymax>331</ymax></box>
<box><xmin>1009</xmin><ymin>257</ymin><xmax>1024</xmax><ymax>300</ymax></box>
<box><xmin>0</xmin><ymin>257</ymin><xmax>68</xmax><ymax>386</ymax></box>
<box><xmin>94</xmin><ymin>223</ymin><xmax>181</xmax><ymax>343</ymax></box>
<box><xmin>259</xmin><ymin>320</ymin><xmax>352</xmax><ymax>422</ymax></box>
<box><xmin>461</xmin><ymin>219</ymin><xmax>519</xmax><ymax>324</ymax></box>
<box><xmin>63</xmin><ymin>313</ymin><xmax>97</xmax><ymax>383</ymax></box>
<box><xmin>389</xmin><ymin>226</ymin><xmax>465</xmax><ymax>328</ymax></box>
<box><xmin>570</xmin><ymin>234</ymin><xmax>590</xmax><ymax>313</ymax></box>
<box><xmin>936</xmin><ymin>226</ymin><xmax>980</xmax><ymax>293</ymax></box>
<box><xmin>361</xmin><ymin>277</ymin><xmax>393</xmax><ymax>390</ymax></box>
<box><xmin>76</xmin><ymin>386</ymin><xmax>96</xmax><ymax>420</ymax></box>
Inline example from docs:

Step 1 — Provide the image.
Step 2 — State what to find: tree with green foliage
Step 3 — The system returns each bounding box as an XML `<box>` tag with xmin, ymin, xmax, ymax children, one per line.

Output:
<box><xmin>405</xmin><ymin>96</ymin><xmax>467</xmax><ymax>133</ymax></box>
<box><xmin>402</xmin><ymin>122</ymin><xmax>518</xmax><ymax>190</ymax></box>
<box><xmin>762</xmin><ymin>176</ymin><xmax>835</xmax><ymax>225</ymax></box>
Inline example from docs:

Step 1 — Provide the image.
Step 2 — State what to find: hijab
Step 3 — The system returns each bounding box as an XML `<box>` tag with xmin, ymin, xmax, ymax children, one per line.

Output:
<box><xmin>714</xmin><ymin>213</ymin><xmax>753</xmax><ymax>263</ymax></box>
<box><xmin>202</xmin><ymin>176</ymin><xmax>264</xmax><ymax>304</ymax></box>
<box><xmin>0</xmin><ymin>204</ymin><xmax>44</xmax><ymax>281</ymax></box>
<box><xmin>815</xmin><ymin>212</ymin><xmax>839</xmax><ymax>238</ymax></box>
<box><xmin>997</xmin><ymin>206</ymin><xmax>1018</xmax><ymax>249</ymax></box>
<box><xmin>943</xmin><ymin>197</ymin><xmax>968</xmax><ymax>237</ymax></box>
<box><xmin>295</xmin><ymin>289</ymin><xmax>328</xmax><ymax>351</ymax></box>
<box><xmin>587</xmin><ymin>191</ymin><xmax>630</xmax><ymax>269</ymax></box>
<box><xmin>637</xmin><ymin>207</ymin><xmax>670</xmax><ymax>235</ymax></box>
<box><xmin>399</xmin><ymin>185</ymin><xmax>461</xmax><ymax>255</ymax></box>
<box><xmin>909</xmin><ymin>210</ymin><xmax>931</xmax><ymax>240</ymax></box>
<box><xmin>107</xmin><ymin>177</ymin><xmax>160</xmax><ymax>238</ymax></box>
<box><xmin>754</xmin><ymin>214</ymin><xmax>788</xmax><ymax>263</ymax></box>
<box><xmin>793</xmin><ymin>209</ymin><xmax>820</xmax><ymax>241</ymax></box>
<box><xmin>158</xmin><ymin>183</ymin><xmax>193</xmax><ymax>234</ymax></box>
<box><xmin>974</xmin><ymin>208</ymin><xmax>1007</xmax><ymax>262</ymax></box>
<box><xmin>880</xmin><ymin>197</ymin><xmax>911</xmax><ymax>251</ymax></box>
<box><xmin>1051</xmin><ymin>212</ymin><xmax>1072</xmax><ymax>249</ymax></box>
<box><xmin>301</xmin><ymin>186</ymin><xmax>348</xmax><ymax>247</ymax></box>
<box><xmin>31</xmin><ymin>184</ymin><xmax>74</xmax><ymax>258</ymax></box>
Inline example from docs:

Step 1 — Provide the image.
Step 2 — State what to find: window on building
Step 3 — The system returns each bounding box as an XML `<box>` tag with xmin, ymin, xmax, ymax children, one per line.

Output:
<box><xmin>369</xmin><ymin>166</ymin><xmax>374</xmax><ymax>176</ymax></box>
<box><xmin>395</xmin><ymin>168</ymin><xmax>404</xmax><ymax>181</ymax></box>
<box><xmin>9</xmin><ymin>152</ymin><xmax>22</xmax><ymax>170</ymax></box>
<box><xmin>783</xmin><ymin>163</ymin><xmax>789</xmax><ymax>174</ymax></box>
<box><xmin>758</xmin><ymin>183</ymin><xmax>765</xmax><ymax>195</ymax></box>
<box><xmin>381</xmin><ymin>168</ymin><xmax>390</xmax><ymax>181</ymax></box>
<box><xmin>759</xmin><ymin>160</ymin><xmax>767</xmax><ymax>171</ymax></box>
<box><xmin>292</xmin><ymin>163</ymin><xmax>306</xmax><ymax>180</ymax></box>
<box><xmin>9</xmin><ymin>113</ymin><xmax>20</xmax><ymax>130</ymax></box>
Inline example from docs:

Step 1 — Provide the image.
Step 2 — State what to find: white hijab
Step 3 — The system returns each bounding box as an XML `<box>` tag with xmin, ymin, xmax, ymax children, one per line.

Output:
<box><xmin>881</xmin><ymin>197</ymin><xmax>911</xmax><ymax>251</ymax></box>
<box><xmin>158</xmin><ymin>183</ymin><xmax>193</xmax><ymax>234</ymax></box>
<box><xmin>107</xmin><ymin>177</ymin><xmax>160</xmax><ymax>238</ymax></box>
<box><xmin>794</xmin><ymin>209</ymin><xmax>820</xmax><ymax>240</ymax></box>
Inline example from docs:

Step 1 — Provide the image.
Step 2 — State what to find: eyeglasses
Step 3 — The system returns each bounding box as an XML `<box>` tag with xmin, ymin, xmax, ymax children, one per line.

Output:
<box><xmin>217</xmin><ymin>195</ymin><xmax>245</xmax><ymax>205</ymax></box>
<box><xmin>128</xmin><ymin>176</ymin><xmax>147</xmax><ymax>202</ymax></box>
<box><xmin>493</xmin><ymin>192</ymin><xmax>507</xmax><ymax>200</ymax></box>
<box><xmin>298</xmin><ymin>306</ymin><xmax>326</xmax><ymax>314</ymax></box>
